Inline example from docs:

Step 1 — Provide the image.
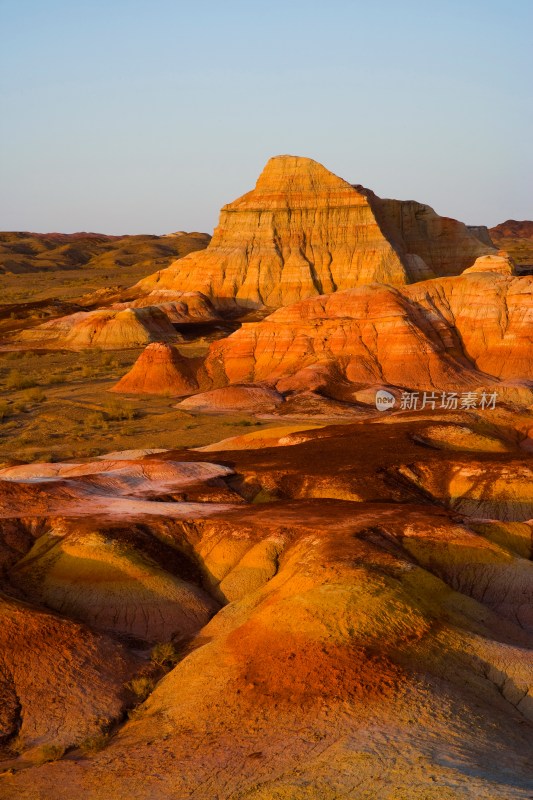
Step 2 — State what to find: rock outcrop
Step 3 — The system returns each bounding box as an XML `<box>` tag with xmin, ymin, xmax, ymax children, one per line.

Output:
<box><xmin>18</xmin><ymin>306</ymin><xmax>179</xmax><ymax>349</ymax></box>
<box><xmin>0</xmin><ymin>457</ymin><xmax>238</xmax><ymax>519</ymax></box>
<box><xmin>175</xmin><ymin>385</ymin><xmax>284</xmax><ymax>413</ymax></box>
<box><xmin>121</xmin><ymin>291</ymin><xmax>221</xmax><ymax>324</ymax></box>
<box><xmin>111</xmin><ymin>342</ymin><xmax>198</xmax><ymax>394</ymax></box>
<box><xmin>133</xmin><ymin>155</ymin><xmax>495</xmax><ymax>310</ymax></box>
<box><xmin>0</xmin><ymin>592</ymin><xmax>136</xmax><ymax>750</ymax></box>
<box><xmin>119</xmin><ymin>273</ymin><xmax>532</xmax><ymax>396</ymax></box>
<box><xmin>1</xmin><ymin>416</ymin><xmax>533</xmax><ymax>796</ymax></box>
<box><xmin>10</xmin><ymin>523</ymin><xmax>219</xmax><ymax>642</ymax></box>
<box><xmin>462</xmin><ymin>252</ymin><xmax>515</xmax><ymax>275</ymax></box>
<box><xmin>490</xmin><ymin>220</ymin><xmax>533</xmax><ymax>273</ymax></box>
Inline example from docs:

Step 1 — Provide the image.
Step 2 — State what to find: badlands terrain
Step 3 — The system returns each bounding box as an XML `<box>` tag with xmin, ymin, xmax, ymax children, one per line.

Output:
<box><xmin>0</xmin><ymin>156</ymin><xmax>532</xmax><ymax>799</ymax></box>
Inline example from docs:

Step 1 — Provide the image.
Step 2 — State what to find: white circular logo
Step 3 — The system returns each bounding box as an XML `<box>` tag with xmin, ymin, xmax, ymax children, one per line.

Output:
<box><xmin>375</xmin><ymin>390</ymin><xmax>396</xmax><ymax>411</ymax></box>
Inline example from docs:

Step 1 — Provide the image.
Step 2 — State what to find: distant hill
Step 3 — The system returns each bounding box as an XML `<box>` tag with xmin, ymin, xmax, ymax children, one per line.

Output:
<box><xmin>489</xmin><ymin>220</ymin><xmax>533</xmax><ymax>271</ymax></box>
<box><xmin>490</xmin><ymin>220</ymin><xmax>533</xmax><ymax>238</ymax></box>
<box><xmin>0</xmin><ymin>231</ymin><xmax>211</xmax><ymax>275</ymax></box>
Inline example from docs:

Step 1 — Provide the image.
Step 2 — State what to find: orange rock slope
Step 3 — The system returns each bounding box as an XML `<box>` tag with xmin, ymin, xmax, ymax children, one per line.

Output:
<box><xmin>111</xmin><ymin>342</ymin><xmax>198</xmax><ymax>394</ymax></box>
<box><xmin>1</xmin><ymin>416</ymin><xmax>532</xmax><ymax>798</ymax></box>
<box><xmin>115</xmin><ymin>272</ymin><xmax>533</xmax><ymax>397</ymax></box>
<box><xmin>133</xmin><ymin>155</ymin><xmax>496</xmax><ymax>310</ymax></box>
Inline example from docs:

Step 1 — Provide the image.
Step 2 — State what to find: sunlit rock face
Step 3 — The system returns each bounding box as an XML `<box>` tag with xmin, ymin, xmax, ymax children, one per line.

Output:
<box><xmin>175</xmin><ymin>385</ymin><xmax>284</xmax><ymax>413</ymax></box>
<box><xmin>111</xmin><ymin>342</ymin><xmax>198</xmax><ymax>395</ymax></box>
<box><xmin>134</xmin><ymin>155</ymin><xmax>495</xmax><ymax>309</ymax></box>
<box><xmin>18</xmin><ymin>306</ymin><xmax>180</xmax><ymax>350</ymax></box>
<box><xmin>1</xmin><ymin>418</ymin><xmax>532</xmax><ymax>799</ymax></box>
<box><xmin>462</xmin><ymin>252</ymin><xmax>516</xmax><ymax>275</ymax></box>
<box><xmin>119</xmin><ymin>272</ymin><xmax>532</xmax><ymax>396</ymax></box>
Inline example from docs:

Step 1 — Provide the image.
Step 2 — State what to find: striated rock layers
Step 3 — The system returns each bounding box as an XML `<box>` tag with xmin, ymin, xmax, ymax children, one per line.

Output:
<box><xmin>111</xmin><ymin>342</ymin><xmax>198</xmax><ymax>394</ymax></box>
<box><xmin>462</xmin><ymin>252</ymin><xmax>516</xmax><ymax>275</ymax></box>
<box><xmin>117</xmin><ymin>273</ymin><xmax>533</xmax><ymax>396</ymax></box>
<box><xmin>490</xmin><ymin>220</ymin><xmax>533</xmax><ymax>272</ymax></box>
<box><xmin>176</xmin><ymin>385</ymin><xmax>284</xmax><ymax>413</ymax></box>
<box><xmin>133</xmin><ymin>155</ymin><xmax>496</xmax><ymax>310</ymax></box>
<box><xmin>119</xmin><ymin>290</ymin><xmax>222</xmax><ymax>324</ymax></box>
<box><xmin>0</xmin><ymin>417</ymin><xmax>533</xmax><ymax>796</ymax></box>
<box><xmin>18</xmin><ymin>306</ymin><xmax>179</xmax><ymax>349</ymax></box>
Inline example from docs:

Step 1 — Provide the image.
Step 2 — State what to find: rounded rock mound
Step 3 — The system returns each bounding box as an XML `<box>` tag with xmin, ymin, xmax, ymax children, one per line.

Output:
<box><xmin>19</xmin><ymin>306</ymin><xmax>179</xmax><ymax>350</ymax></box>
<box><xmin>112</xmin><ymin>342</ymin><xmax>198</xmax><ymax>395</ymax></box>
<box><xmin>175</xmin><ymin>385</ymin><xmax>284</xmax><ymax>414</ymax></box>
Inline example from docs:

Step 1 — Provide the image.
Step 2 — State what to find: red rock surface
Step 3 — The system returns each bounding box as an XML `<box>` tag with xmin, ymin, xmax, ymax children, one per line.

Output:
<box><xmin>119</xmin><ymin>272</ymin><xmax>532</xmax><ymax>397</ymax></box>
<box><xmin>490</xmin><ymin>220</ymin><xmax>533</xmax><ymax>239</ymax></box>
<box><xmin>176</xmin><ymin>385</ymin><xmax>284</xmax><ymax>412</ymax></box>
<box><xmin>111</xmin><ymin>342</ymin><xmax>198</xmax><ymax>394</ymax></box>
<box><xmin>490</xmin><ymin>220</ymin><xmax>533</xmax><ymax>272</ymax></box>
<box><xmin>0</xmin><ymin>416</ymin><xmax>532</xmax><ymax>796</ymax></box>
<box><xmin>0</xmin><ymin>593</ymin><xmax>137</xmax><ymax>751</ymax></box>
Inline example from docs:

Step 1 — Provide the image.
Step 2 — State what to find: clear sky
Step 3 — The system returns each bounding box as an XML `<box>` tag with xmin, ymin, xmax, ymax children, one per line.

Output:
<box><xmin>1</xmin><ymin>0</ymin><xmax>531</xmax><ymax>234</ymax></box>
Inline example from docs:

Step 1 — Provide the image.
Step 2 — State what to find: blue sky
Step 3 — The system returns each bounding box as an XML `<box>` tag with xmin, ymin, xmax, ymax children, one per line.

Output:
<box><xmin>1</xmin><ymin>0</ymin><xmax>531</xmax><ymax>234</ymax></box>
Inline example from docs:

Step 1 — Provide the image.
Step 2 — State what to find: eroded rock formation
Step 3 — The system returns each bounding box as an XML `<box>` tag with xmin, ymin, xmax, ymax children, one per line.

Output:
<box><xmin>490</xmin><ymin>220</ymin><xmax>533</xmax><ymax>273</ymax></box>
<box><xmin>18</xmin><ymin>306</ymin><xmax>179</xmax><ymax>349</ymax></box>
<box><xmin>133</xmin><ymin>155</ymin><xmax>496</xmax><ymax>310</ymax></box>
<box><xmin>111</xmin><ymin>342</ymin><xmax>198</xmax><ymax>394</ymax></box>
<box><xmin>117</xmin><ymin>273</ymin><xmax>532</xmax><ymax>397</ymax></box>
<box><xmin>175</xmin><ymin>385</ymin><xmax>284</xmax><ymax>412</ymax></box>
<box><xmin>1</xmin><ymin>415</ymin><xmax>532</xmax><ymax>798</ymax></box>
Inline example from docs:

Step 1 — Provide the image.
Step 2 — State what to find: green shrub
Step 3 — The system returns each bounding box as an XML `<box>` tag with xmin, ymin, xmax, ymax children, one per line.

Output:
<box><xmin>150</xmin><ymin>642</ymin><xmax>180</xmax><ymax>669</ymax></box>
<box><xmin>78</xmin><ymin>365</ymin><xmax>95</xmax><ymax>379</ymax></box>
<box><xmin>100</xmin><ymin>353</ymin><xmax>117</xmax><ymax>368</ymax></box>
<box><xmin>5</xmin><ymin>370</ymin><xmax>36</xmax><ymax>391</ymax></box>
<box><xmin>125</xmin><ymin>676</ymin><xmax>155</xmax><ymax>701</ymax></box>
<box><xmin>47</xmin><ymin>372</ymin><xmax>68</xmax><ymax>385</ymax></box>
<box><xmin>103</xmin><ymin>400</ymin><xmax>138</xmax><ymax>421</ymax></box>
<box><xmin>35</xmin><ymin>744</ymin><xmax>65</xmax><ymax>764</ymax></box>
<box><xmin>84</xmin><ymin>411</ymin><xmax>107</xmax><ymax>431</ymax></box>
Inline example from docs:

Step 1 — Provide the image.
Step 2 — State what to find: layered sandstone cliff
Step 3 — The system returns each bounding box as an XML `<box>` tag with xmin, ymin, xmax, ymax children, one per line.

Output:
<box><xmin>133</xmin><ymin>156</ymin><xmax>496</xmax><ymax>310</ymax></box>
<box><xmin>117</xmin><ymin>273</ymin><xmax>532</xmax><ymax>396</ymax></box>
